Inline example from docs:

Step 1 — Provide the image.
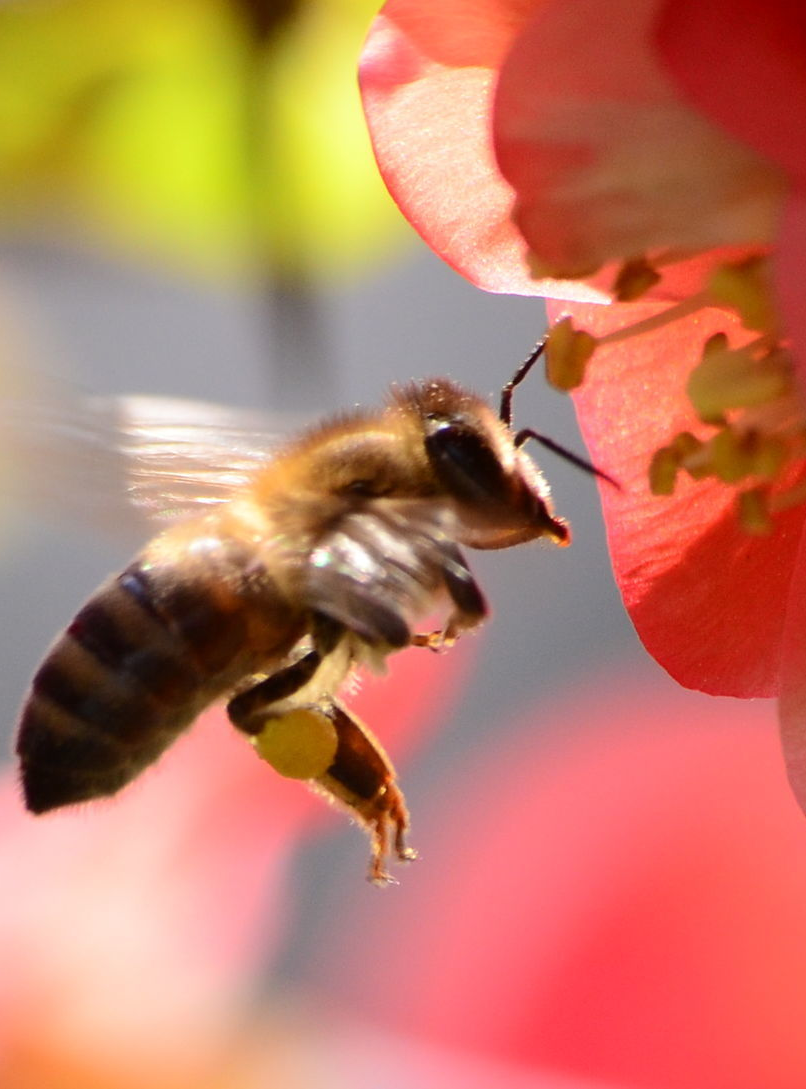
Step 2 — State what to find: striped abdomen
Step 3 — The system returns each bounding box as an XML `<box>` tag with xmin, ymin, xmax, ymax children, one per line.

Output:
<box><xmin>16</xmin><ymin>552</ymin><xmax>297</xmax><ymax>814</ymax></box>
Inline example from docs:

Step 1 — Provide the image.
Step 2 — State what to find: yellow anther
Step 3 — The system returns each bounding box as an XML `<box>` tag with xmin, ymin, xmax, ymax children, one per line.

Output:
<box><xmin>252</xmin><ymin>705</ymin><xmax>338</xmax><ymax>780</ymax></box>
<box><xmin>649</xmin><ymin>446</ymin><xmax>680</xmax><ymax>495</ymax></box>
<box><xmin>672</xmin><ymin>432</ymin><xmax>710</xmax><ymax>480</ymax></box>
<box><xmin>613</xmin><ymin>257</ymin><xmax>661</xmax><ymax>302</ymax></box>
<box><xmin>545</xmin><ymin>317</ymin><xmax>597</xmax><ymax>391</ymax></box>
<box><xmin>708</xmin><ymin>426</ymin><xmax>755</xmax><ymax>483</ymax></box>
<box><xmin>522</xmin><ymin>239</ymin><xmax>796</xmax><ymax>537</ymax></box>
<box><xmin>702</xmin><ymin>332</ymin><xmax>729</xmax><ymax>358</ymax></box>
<box><xmin>743</xmin><ymin>432</ymin><xmax>788</xmax><ymax>479</ymax></box>
<box><xmin>649</xmin><ymin>432</ymin><xmax>707</xmax><ymax>493</ymax></box>
<box><xmin>738</xmin><ymin>486</ymin><xmax>773</xmax><ymax>535</ymax></box>
<box><xmin>526</xmin><ymin>251</ymin><xmax>602</xmax><ymax>282</ymax></box>
<box><xmin>702</xmin><ymin>427</ymin><xmax>788</xmax><ymax>484</ymax></box>
<box><xmin>686</xmin><ymin>342</ymin><xmax>791</xmax><ymax>423</ymax></box>
<box><xmin>709</xmin><ymin>256</ymin><xmax>778</xmax><ymax>334</ymax></box>
<box><xmin>671</xmin><ymin>431</ymin><xmax>704</xmax><ymax>460</ymax></box>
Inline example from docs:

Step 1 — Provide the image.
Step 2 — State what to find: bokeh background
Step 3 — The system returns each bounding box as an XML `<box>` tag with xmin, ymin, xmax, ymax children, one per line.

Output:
<box><xmin>1</xmin><ymin>4</ymin><xmax>805</xmax><ymax>1088</ymax></box>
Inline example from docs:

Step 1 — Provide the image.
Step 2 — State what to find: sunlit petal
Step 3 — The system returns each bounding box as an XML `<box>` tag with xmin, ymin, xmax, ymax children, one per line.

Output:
<box><xmin>359</xmin><ymin>6</ymin><xmax>605</xmax><ymax>299</ymax></box>
<box><xmin>548</xmin><ymin>297</ymin><xmax>806</xmax><ymax>696</ymax></box>
<box><xmin>494</xmin><ymin>0</ymin><xmax>785</xmax><ymax>280</ymax></box>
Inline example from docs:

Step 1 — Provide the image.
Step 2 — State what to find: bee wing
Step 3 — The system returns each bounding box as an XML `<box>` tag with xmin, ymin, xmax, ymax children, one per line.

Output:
<box><xmin>2</xmin><ymin>387</ymin><xmax>293</xmax><ymax>532</ymax></box>
<box><xmin>105</xmin><ymin>394</ymin><xmax>284</xmax><ymax>518</ymax></box>
<box><xmin>305</xmin><ymin>501</ymin><xmax>461</xmax><ymax>648</ymax></box>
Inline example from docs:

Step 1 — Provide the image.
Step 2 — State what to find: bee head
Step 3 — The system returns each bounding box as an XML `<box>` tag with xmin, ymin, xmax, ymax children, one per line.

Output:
<box><xmin>398</xmin><ymin>379</ymin><xmax>569</xmax><ymax>551</ymax></box>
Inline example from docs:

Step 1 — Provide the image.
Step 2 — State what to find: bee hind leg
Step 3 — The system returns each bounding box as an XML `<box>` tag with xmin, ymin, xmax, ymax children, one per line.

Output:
<box><xmin>314</xmin><ymin>700</ymin><xmax>417</xmax><ymax>886</ymax></box>
<box><xmin>244</xmin><ymin>692</ymin><xmax>416</xmax><ymax>885</ymax></box>
<box><xmin>226</xmin><ymin>649</ymin><xmax>324</xmax><ymax>735</ymax></box>
<box><xmin>227</xmin><ymin>614</ymin><xmax>344</xmax><ymax>734</ymax></box>
<box><xmin>227</xmin><ymin>638</ymin><xmax>416</xmax><ymax>884</ymax></box>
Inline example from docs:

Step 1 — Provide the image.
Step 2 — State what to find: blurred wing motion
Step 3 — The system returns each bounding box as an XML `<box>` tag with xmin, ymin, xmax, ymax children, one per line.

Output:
<box><xmin>0</xmin><ymin>385</ymin><xmax>288</xmax><ymax>533</ymax></box>
<box><xmin>105</xmin><ymin>394</ymin><xmax>281</xmax><ymax>517</ymax></box>
<box><xmin>307</xmin><ymin>503</ymin><xmax>462</xmax><ymax>648</ymax></box>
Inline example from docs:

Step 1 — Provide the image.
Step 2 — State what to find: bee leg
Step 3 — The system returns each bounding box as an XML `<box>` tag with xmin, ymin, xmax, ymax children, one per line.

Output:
<box><xmin>241</xmin><ymin>692</ymin><xmax>415</xmax><ymax>885</ymax></box>
<box><xmin>227</xmin><ymin>615</ymin><xmax>345</xmax><ymax>734</ymax></box>
<box><xmin>227</xmin><ymin>650</ymin><xmax>324</xmax><ymax>735</ymax></box>
<box><xmin>312</xmin><ymin>700</ymin><xmax>417</xmax><ymax>886</ymax></box>
<box><xmin>412</xmin><ymin>544</ymin><xmax>488</xmax><ymax>652</ymax></box>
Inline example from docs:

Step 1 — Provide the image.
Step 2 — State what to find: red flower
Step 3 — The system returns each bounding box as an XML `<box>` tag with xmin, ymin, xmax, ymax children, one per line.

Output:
<box><xmin>360</xmin><ymin>0</ymin><xmax>787</xmax><ymax>299</ymax></box>
<box><xmin>306</xmin><ymin>677</ymin><xmax>806</xmax><ymax>1089</ymax></box>
<box><xmin>359</xmin><ymin>1</ymin><xmax>806</xmax><ymax>807</ymax></box>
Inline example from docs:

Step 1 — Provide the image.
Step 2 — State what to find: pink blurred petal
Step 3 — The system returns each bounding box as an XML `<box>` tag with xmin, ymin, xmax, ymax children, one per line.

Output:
<box><xmin>0</xmin><ymin>629</ymin><xmax>470</xmax><ymax>1079</ymax></box>
<box><xmin>0</xmin><ymin>717</ymin><xmax>300</xmax><ymax>1074</ymax></box>
<box><xmin>312</xmin><ymin>678</ymin><xmax>806</xmax><ymax>1088</ymax></box>
<box><xmin>302</xmin><ymin>1014</ymin><xmax>607</xmax><ymax>1089</ymax></box>
<box><xmin>656</xmin><ymin>0</ymin><xmax>806</xmax><ymax>183</ymax></box>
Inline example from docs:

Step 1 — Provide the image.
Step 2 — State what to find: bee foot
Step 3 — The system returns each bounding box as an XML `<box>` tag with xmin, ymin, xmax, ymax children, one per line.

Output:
<box><xmin>365</xmin><ymin>784</ymin><xmax>417</xmax><ymax>886</ymax></box>
<box><xmin>411</xmin><ymin>629</ymin><xmax>458</xmax><ymax>653</ymax></box>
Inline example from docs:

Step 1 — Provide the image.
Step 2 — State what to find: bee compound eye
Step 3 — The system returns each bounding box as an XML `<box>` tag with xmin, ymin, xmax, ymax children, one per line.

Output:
<box><xmin>424</xmin><ymin>419</ymin><xmax>508</xmax><ymax>504</ymax></box>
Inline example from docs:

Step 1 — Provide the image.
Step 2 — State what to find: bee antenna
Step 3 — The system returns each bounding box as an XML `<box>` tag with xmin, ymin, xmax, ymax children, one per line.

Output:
<box><xmin>514</xmin><ymin>428</ymin><xmax>621</xmax><ymax>490</ymax></box>
<box><xmin>499</xmin><ymin>340</ymin><xmax>546</xmax><ymax>427</ymax></box>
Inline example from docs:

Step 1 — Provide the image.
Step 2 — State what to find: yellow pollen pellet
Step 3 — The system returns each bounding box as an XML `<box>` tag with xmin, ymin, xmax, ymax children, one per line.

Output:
<box><xmin>709</xmin><ymin>256</ymin><xmax>778</xmax><ymax>334</ymax></box>
<box><xmin>252</xmin><ymin>706</ymin><xmax>339</xmax><ymax>780</ymax></box>
<box><xmin>545</xmin><ymin>317</ymin><xmax>597</xmax><ymax>391</ymax></box>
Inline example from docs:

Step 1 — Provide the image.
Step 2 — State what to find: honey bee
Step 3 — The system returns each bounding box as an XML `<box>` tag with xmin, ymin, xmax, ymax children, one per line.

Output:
<box><xmin>16</xmin><ymin>343</ymin><xmax>599</xmax><ymax>883</ymax></box>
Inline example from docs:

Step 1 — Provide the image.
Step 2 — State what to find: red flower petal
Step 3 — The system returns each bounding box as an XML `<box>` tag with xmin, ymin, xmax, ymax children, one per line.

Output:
<box><xmin>547</xmin><ymin>297</ymin><xmax>806</xmax><ymax>696</ymax></box>
<box><xmin>656</xmin><ymin>2</ymin><xmax>806</xmax><ymax>388</ymax></box>
<box><xmin>494</xmin><ymin>0</ymin><xmax>781</xmax><ymax>278</ymax></box>
<box><xmin>359</xmin><ymin>5</ymin><xmax>604</xmax><ymax>300</ymax></box>
<box><xmin>311</xmin><ymin>679</ymin><xmax>806</xmax><ymax>1088</ymax></box>
<box><xmin>656</xmin><ymin>0</ymin><xmax>806</xmax><ymax>184</ymax></box>
<box><xmin>774</xmin><ymin>188</ymin><xmax>806</xmax><ymax>391</ymax></box>
<box><xmin>777</xmin><ymin>524</ymin><xmax>806</xmax><ymax>813</ymax></box>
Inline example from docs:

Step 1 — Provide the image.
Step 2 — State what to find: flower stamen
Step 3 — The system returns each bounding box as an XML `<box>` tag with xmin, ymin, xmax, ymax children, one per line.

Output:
<box><xmin>687</xmin><ymin>338</ymin><xmax>791</xmax><ymax>424</ymax></box>
<box><xmin>597</xmin><ymin>292</ymin><xmax>712</xmax><ymax>347</ymax></box>
<box><xmin>708</xmin><ymin>255</ymin><xmax>778</xmax><ymax>335</ymax></box>
<box><xmin>545</xmin><ymin>317</ymin><xmax>597</xmax><ymax>390</ymax></box>
<box><xmin>738</xmin><ymin>486</ymin><xmax>774</xmax><ymax>535</ymax></box>
<box><xmin>613</xmin><ymin>257</ymin><xmax>662</xmax><ymax>302</ymax></box>
<box><xmin>549</xmin><ymin>252</ymin><xmax>802</xmax><ymax>533</ymax></box>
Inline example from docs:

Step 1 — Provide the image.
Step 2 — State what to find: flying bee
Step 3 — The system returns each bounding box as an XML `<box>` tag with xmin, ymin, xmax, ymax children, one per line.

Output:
<box><xmin>15</xmin><ymin>342</ymin><xmax>608</xmax><ymax>883</ymax></box>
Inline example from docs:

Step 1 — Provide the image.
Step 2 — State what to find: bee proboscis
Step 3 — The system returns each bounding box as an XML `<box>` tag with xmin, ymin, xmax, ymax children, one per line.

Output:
<box><xmin>16</xmin><ymin>343</ymin><xmax>591</xmax><ymax>884</ymax></box>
